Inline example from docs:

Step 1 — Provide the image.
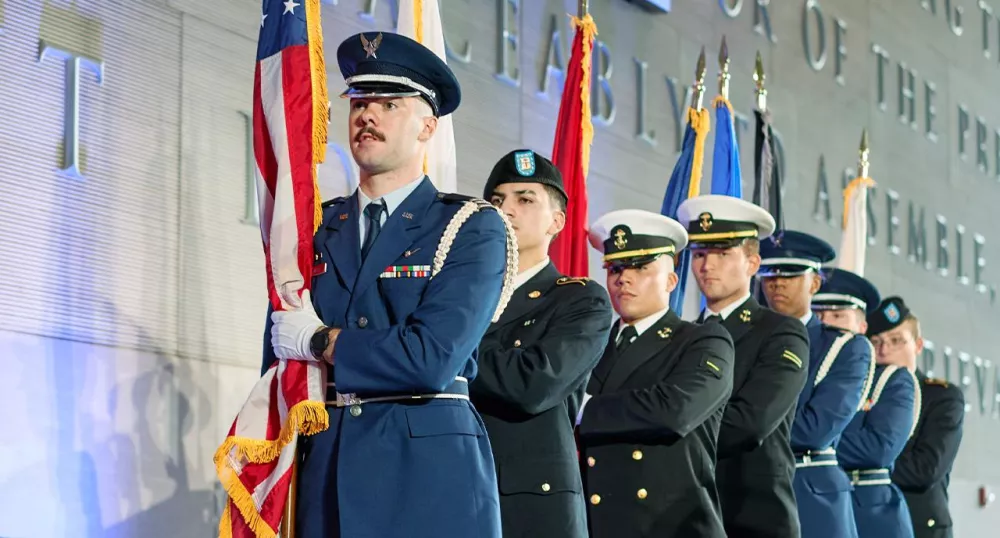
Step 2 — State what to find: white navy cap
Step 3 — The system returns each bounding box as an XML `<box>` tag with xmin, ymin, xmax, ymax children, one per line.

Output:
<box><xmin>676</xmin><ymin>194</ymin><xmax>776</xmax><ymax>249</ymax></box>
<box><xmin>589</xmin><ymin>209</ymin><xmax>688</xmax><ymax>269</ymax></box>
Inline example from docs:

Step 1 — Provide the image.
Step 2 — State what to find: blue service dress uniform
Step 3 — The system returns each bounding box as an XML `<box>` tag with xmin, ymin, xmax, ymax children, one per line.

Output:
<box><xmin>263</xmin><ymin>178</ymin><xmax>514</xmax><ymax>538</ymax></box>
<box><xmin>790</xmin><ymin>314</ymin><xmax>874</xmax><ymax>538</ymax></box>
<box><xmin>839</xmin><ymin>364</ymin><xmax>919</xmax><ymax>538</ymax></box>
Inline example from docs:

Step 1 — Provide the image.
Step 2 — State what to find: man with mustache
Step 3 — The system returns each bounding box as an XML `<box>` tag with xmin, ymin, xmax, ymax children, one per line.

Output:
<box><xmin>263</xmin><ymin>32</ymin><xmax>516</xmax><ymax>537</ymax></box>
<box><xmin>813</xmin><ymin>277</ymin><xmax>919</xmax><ymax>538</ymax></box>
<box><xmin>874</xmin><ymin>298</ymin><xmax>965</xmax><ymax>538</ymax></box>
<box><xmin>757</xmin><ymin>231</ymin><xmax>875</xmax><ymax>538</ymax></box>
<box><xmin>677</xmin><ymin>196</ymin><xmax>809</xmax><ymax>538</ymax></box>
<box><xmin>577</xmin><ymin>209</ymin><xmax>735</xmax><ymax>538</ymax></box>
<box><xmin>470</xmin><ymin>149</ymin><xmax>612</xmax><ymax>538</ymax></box>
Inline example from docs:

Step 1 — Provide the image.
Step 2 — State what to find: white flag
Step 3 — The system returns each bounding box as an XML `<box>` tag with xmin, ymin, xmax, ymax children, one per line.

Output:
<box><xmin>397</xmin><ymin>0</ymin><xmax>458</xmax><ymax>193</ymax></box>
<box><xmin>838</xmin><ymin>177</ymin><xmax>875</xmax><ymax>276</ymax></box>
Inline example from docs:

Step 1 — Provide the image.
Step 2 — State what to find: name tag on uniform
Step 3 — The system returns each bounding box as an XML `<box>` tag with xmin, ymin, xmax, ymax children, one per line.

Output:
<box><xmin>379</xmin><ymin>265</ymin><xmax>431</xmax><ymax>279</ymax></box>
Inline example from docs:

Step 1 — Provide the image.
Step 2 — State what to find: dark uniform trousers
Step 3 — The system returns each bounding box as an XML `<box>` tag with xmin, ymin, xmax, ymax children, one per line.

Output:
<box><xmin>470</xmin><ymin>263</ymin><xmax>612</xmax><ymax>538</ymax></box>
<box><xmin>711</xmin><ymin>298</ymin><xmax>810</xmax><ymax>538</ymax></box>
<box><xmin>791</xmin><ymin>315</ymin><xmax>874</xmax><ymax>538</ymax></box>
<box><xmin>838</xmin><ymin>364</ymin><xmax>918</xmax><ymax>538</ymax></box>
<box><xmin>891</xmin><ymin>371</ymin><xmax>965</xmax><ymax>538</ymax></box>
<box><xmin>578</xmin><ymin>310</ymin><xmax>735</xmax><ymax>538</ymax></box>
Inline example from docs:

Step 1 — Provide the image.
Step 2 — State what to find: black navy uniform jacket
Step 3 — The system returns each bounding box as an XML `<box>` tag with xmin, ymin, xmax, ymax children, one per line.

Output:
<box><xmin>578</xmin><ymin>310</ymin><xmax>735</xmax><ymax>538</ymax></box>
<box><xmin>891</xmin><ymin>371</ymin><xmax>965</xmax><ymax>538</ymax></box>
<box><xmin>712</xmin><ymin>297</ymin><xmax>810</xmax><ymax>538</ymax></box>
<box><xmin>470</xmin><ymin>263</ymin><xmax>612</xmax><ymax>538</ymax></box>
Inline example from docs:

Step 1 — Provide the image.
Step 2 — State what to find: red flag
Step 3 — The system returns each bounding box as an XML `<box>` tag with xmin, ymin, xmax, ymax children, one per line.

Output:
<box><xmin>215</xmin><ymin>1</ymin><xmax>330</xmax><ymax>536</ymax></box>
<box><xmin>548</xmin><ymin>14</ymin><xmax>597</xmax><ymax>278</ymax></box>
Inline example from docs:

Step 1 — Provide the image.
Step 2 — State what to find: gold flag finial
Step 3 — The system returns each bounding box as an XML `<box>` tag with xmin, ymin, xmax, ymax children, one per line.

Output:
<box><xmin>753</xmin><ymin>51</ymin><xmax>767</xmax><ymax>111</ymax></box>
<box><xmin>691</xmin><ymin>46</ymin><xmax>707</xmax><ymax>110</ymax></box>
<box><xmin>718</xmin><ymin>36</ymin><xmax>731</xmax><ymax>100</ymax></box>
<box><xmin>858</xmin><ymin>129</ymin><xmax>870</xmax><ymax>178</ymax></box>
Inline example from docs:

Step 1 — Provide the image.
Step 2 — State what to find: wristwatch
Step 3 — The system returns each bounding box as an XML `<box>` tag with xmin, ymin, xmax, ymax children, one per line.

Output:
<box><xmin>310</xmin><ymin>327</ymin><xmax>333</xmax><ymax>359</ymax></box>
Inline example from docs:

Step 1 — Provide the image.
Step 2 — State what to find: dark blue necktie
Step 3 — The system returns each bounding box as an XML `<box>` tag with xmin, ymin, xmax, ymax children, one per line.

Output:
<box><xmin>361</xmin><ymin>201</ymin><xmax>385</xmax><ymax>261</ymax></box>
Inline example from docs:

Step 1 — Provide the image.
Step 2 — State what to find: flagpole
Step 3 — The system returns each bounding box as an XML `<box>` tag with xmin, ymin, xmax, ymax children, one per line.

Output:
<box><xmin>753</xmin><ymin>51</ymin><xmax>767</xmax><ymax>112</ymax></box>
<box><xmin>280</xmin><ymin>454</ymin><xmax>298</xmax><ymax>537</ymax></box>
<box><xmin>717</xmin><ymin>36</ymin><xmax>730</xmax><ymax>101</ymax></box>
<box><xmin>691</xmin><ymin>47</ymin><xmax>707</xmax><ymax>111</ymax></box>
<box><xmin>578</xmin><ymin>0</ymin><xmax>588</xmax><ymax>17</ymax></box>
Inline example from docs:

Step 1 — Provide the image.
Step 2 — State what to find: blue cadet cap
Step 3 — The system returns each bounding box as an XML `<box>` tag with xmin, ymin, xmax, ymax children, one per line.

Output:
<box><xmin>758</xmin><ymin>230</ymin><xmax>836</xmax><ymax>277</ymax></box>
<box><xmin>337</xmin><ymin>31</ymin><xmax>461</xmax><ymax>117</ymax></box>
<box><xmin>812</xmin><ymin>267</ymin><xmax>881</xmax><ymax>315</ymax></box>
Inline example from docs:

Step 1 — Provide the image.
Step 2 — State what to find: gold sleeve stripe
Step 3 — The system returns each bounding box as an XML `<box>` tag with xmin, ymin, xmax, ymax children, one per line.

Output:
<box><xmin>782</xmin><ymin>350</ymin><xmax>803</xmax><ymax>368</ymax></box>
<box><xmin>706</xmin><ymin>360</ymin><xmax>721</xmax><ymax>373</ymax></box>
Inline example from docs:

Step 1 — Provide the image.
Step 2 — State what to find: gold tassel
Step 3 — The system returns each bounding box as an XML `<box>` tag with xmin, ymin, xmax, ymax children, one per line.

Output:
<box><xmin>218</xmin><ymin>504</ymin><xmax>234</xmax><ymax>538</ymax></box>
<box><xmin>841</xmin><ymin>176</ymin><xmax>875</xmax><ymax>230</ymax></box>
<box><xmin>306</xmin><ymin>0</ymin><xmax>329</xmax><ymax>233</ymax></box>
<box><xmin>687</xmin><ymin>107</ymin><xmax>711</xmax><ymax>198</ymax></box>
<box><xmin>214</xmin><ymin>401</ymin><xmax>329</xmax><ymax>537</ymax></box>
<box><xmin>571</xmin><ymin>13</ymin><xmax>597</xmax><ymax>179</ymax></box>
<box><xmin>216</xmin><ymin>460</ymin><xmax>277</xmax><ymax>538</ymax></box>
<box><xmin>711</xmin><ymin>95</ymin><xmax>734</xmax><ymax>117</ymax></box>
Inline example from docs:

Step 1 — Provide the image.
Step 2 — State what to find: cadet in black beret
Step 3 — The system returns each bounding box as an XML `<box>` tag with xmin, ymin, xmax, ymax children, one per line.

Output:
<box><xmin>472</xmin><ymin>149</ymin><xmax>611</xmax><ymax>538</ymax></box>
<box><xmin>869</xmin><ymin>298</ymin><xmax>966</xmax><ymax>538</ymax></box>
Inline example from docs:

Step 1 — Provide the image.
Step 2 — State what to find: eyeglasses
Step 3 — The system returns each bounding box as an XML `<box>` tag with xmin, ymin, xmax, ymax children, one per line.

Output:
<box><xmin>869</xmin><ymin>335</ymin><xmax>913</xmax><ymax>349</ymax></box>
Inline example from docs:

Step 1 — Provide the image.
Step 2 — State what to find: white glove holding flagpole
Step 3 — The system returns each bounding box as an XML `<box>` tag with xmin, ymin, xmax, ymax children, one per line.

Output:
<box><xmin>270</xmin><ymin>289</ymin><xmax>325</xmax><ymax>361</ymax></box>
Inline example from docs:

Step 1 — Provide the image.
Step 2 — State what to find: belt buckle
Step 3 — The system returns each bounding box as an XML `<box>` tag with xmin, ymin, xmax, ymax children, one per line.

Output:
<box><xmin>336</xmin><ymin>392</ymin><xmax>359</xmax><ymax>407</ymax></box>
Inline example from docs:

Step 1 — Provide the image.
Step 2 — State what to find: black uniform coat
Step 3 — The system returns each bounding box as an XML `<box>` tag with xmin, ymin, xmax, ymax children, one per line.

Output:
<box><xmin>711</xmin><ymin>297</ymin><xmax>810</xmax><ymax>538</ymax></box>
<box><xmin>470</xmin><ymin>263</ymin><xmax>613</xmax><ymax>538</ymax></box>
<box><xmin>891</xmin><ymin>371</ymin><xmax>965</xmax><ymax>538</ymax></box>
<box><xmin>578</xmin><ymin>310</ymin><xmax>735</xmax><ymax>538</ymax></box>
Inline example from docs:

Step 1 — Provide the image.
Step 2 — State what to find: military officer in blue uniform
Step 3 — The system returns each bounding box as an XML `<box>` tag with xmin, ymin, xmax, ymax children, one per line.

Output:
<box><xmin>758</xmin><ymin>232</ymin><xmax>875</xmax><ymax>538</ymax></box>
<box><xmin>814</xmin><ymin>272</ymin><xmax>918</xmax><ymax>538</ymax></box>
<box><xmin>471</xmin><ymin>149</ymin><xmax>613</xmax><ymax>538</ymax></box>
<box><xmin>577</xmin><ymin>209</ymin><xmax>735</xmax><ymax>538</ymax></box>
<box><xmin>875</xmin><ymin>298</ymin><xmax>965</xmax><ymax>538</ymax></box>
<box><xmin>678</xmin><ymin>196</ymin><xmax>809</xmax><ymax>538</ymax></box>
<box><xmin>263</xmin><ymin>32</ymin><xmax>516</xmax><ymax>538</ymax></box>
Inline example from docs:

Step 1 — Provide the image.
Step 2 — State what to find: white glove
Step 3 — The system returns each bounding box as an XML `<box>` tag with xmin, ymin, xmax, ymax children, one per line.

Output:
<box><xmin>576</xmin><ymin>393</ymin><xmax>592</xmax><ymax>426</ymax></box>
<box><xmin>270</xmin><ymin>290</ymin><xmax>326</xmax><ymax>361</ymax></box>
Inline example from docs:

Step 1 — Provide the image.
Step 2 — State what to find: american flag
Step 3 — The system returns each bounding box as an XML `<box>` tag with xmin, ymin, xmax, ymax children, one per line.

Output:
<box><xmin>215</xmin><ymin>1</ymin><xmax>330</xmax><ymax>536</ymax></box>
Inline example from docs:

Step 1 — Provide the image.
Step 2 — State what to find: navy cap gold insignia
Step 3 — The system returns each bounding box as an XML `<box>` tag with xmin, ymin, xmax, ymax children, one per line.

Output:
<box><xmin>589</xmin><ymin>209</ymin><xmax>688</xmax><ymax>270</ymax></box>
<box><xmin>677</xmin><ymin>194</ymin><xmax>775</xmax><ymax>249</ymax></box>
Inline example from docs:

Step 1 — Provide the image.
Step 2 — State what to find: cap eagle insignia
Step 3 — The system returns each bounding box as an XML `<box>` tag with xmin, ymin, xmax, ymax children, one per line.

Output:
<box><xmin>361</xmin><ymin>32</ymin><xmax>383</xmax><ymax>58</ymax></box>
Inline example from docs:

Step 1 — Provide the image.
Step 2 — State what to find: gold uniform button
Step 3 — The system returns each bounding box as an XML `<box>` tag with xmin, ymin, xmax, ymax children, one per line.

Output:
<box><xmin>513</xmin><ymin>339</ymin><xmax>521</xmax><ymax>347</ymax></box>
<box><xmin>587</xmin><ymin>456</ymin><xmax>596</xmax><ymax>467</ymax></box>
<box><xmin>528</xmin><ymin>290</ymin><xmax>541</xmax><ymax>298</ymax></box>
<box><xmin>632</xmin><ymin>450</ymin><xmax>643</xmax><ymax>460</ymax></box>
<box><xmin>590</xmin><ymin>494</ymin><xmax>601</xmax><ymax>505</ymax></box>
<box><xmin>637</xmin><ymin>488</ymin><xmax>648</xmax><ymax>500</ymax></box>
<box><xmin>541</xmin><ymin>483</ymin><xmax>551</xmax><ymax>492</ymax></box>
<box><xmin>927</xmin><ymin>519</ymin><xmax>935</xmax><ymax>527</ymax></box>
